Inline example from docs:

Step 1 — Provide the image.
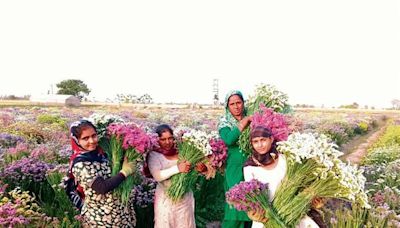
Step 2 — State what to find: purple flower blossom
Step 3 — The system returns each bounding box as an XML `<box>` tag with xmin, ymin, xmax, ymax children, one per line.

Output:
<box><xmin>0</xmin><ymin>133</ymin><xmax>25</xmax><ymax>149</ymax></box>
<box><xmin>1</xmin><ymin>158</ymin><xmax>54</xmax><ymax>183</ymax></box>
<box><xmin>209</xmin><ymin>138</ymin><xmax>227</xmax><ymax>169</ymax></box>
<box><xmin>226</xmin><ymin>179</ymin><xmax>269</xmax><ymax>212</ymax></box>
<box><xmin>57</xmin><ymin>144</ymin><xmax>73</xmax><ymax>160</ymax></box>
<box><xmin>0</xmin><ymin>203</ymin><xmax>30</xmax><ymax>226</ymax></box>
<box><xmin>132</xmin><ymin>177</ymin><xmax>156</xmax><ymax>208</ymax></box>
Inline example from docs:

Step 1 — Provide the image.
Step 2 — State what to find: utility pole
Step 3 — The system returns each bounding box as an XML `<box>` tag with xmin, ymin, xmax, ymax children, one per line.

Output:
<box><xmin>212</xmin><ymin>79</ymin><xmax>219</xmax><ymax>105</ymax></box>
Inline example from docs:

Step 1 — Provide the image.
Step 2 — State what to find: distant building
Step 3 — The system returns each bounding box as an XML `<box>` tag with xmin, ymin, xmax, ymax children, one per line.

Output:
<box><xmin>30</xmin><ymin>94</ymin><xmax>81</xmax><ymax>106</ymax></box>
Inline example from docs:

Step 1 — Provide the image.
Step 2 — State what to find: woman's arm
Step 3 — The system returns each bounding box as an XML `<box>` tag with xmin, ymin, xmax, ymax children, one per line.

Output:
<box><xmin>72</xmin><ymin>162</ymin><xmax>127</xmax><ymax>195</ymax></box>
<box><xmin>219</xmin><ymin>127</ymin><xmax>241</xmax><ymax>146</ymax></box>
<box><xmin>148</xmin><ymin>153</ymin><xmax>180</xmax><ymax>182</ymax></box>
<box><xmin>90</xmin><ymin>173</ymin><xmax>126</xmax><ymax>194</ymax></box>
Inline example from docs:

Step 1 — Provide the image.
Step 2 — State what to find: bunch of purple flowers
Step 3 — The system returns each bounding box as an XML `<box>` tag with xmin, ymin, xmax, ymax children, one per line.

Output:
<box><xmin>208</xmin><ymin>138</ymin><xmax>227</xmax><ymax>171</ymax></box>
<box><xmin>226</xmin><ymin>179</ymin><xmax>286</xmax><ymax>227</ymax></box>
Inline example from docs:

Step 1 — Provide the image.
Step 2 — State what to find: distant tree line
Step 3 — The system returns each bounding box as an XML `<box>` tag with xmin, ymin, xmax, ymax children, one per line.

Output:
<box><xmin>0</xmin><ymin>95</ymin><xmax>30</xmax><ymax>100</ymax></box>
<box><xmin>115</xmin><ymin>93</ymin><xmax>153</xmax><ymax>104</ymax></box>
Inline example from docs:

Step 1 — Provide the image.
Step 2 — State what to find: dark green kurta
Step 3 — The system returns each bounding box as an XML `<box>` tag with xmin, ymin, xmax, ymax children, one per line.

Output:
<box><xmin>219</xmin><ymin>126</ymin><xmax>250</xmax><ymax>222</ymax></box>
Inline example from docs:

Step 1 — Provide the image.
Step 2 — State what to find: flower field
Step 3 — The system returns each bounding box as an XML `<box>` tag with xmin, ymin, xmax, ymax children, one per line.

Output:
<box><xmin>0</xmin><ymin>105</ymin><xmax>399</xmax><ymax>227</ymax></box>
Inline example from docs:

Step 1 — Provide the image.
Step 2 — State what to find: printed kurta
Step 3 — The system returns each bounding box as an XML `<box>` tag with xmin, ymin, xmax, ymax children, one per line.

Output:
<box><xmin>72</xmin><ymin>154</ymin><xmax>136</xmax><ymax>227</ymax></box>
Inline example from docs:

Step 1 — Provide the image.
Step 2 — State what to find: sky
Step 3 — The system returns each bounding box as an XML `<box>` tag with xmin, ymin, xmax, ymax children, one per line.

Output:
<box><xmin>0</xmin><ymin>1</ymin><xmax>399</xmax><ymax>108</ymax></box>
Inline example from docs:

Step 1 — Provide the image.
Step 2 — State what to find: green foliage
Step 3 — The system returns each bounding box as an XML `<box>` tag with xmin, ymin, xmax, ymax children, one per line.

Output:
<box><xmin>194</xmin><ymin>173</ymin><xmax>225</xmax><ymax>228</ymax></box>
<box><xmin>36</xmin><ymin>114</ymin><xmax>67</xmax><ymax>129</ymax></box>
<box><xmin>326</xmin><ymin>202</ymin><xmax>400</xmax><ymax>228</ymax></box>
<box><xmin>56</xmin><ymin>79</ymin><xmax>91</xmax><ymax>100</ymax></box>
<box><xmin>5</xmin><ymin>122</ymin><xmax>46</xmax><ymax>144</ymax></box>
<box><xmin>362</xmin><ymin>145</ymin><xmax>400</xmax><ymax>165</ymax></box>
<box><xmin>134</xmin><ymin>205</ymin><xmax>154</xmax><ymax>228</ymax></box>
<box><xmin>354</xmin><ymin>122</ymin><xmax>369</xmax><ymax>135</ymax></box>
<box><xmin>371</xmin><ymin>125</ymin><xmax>400</xmax><ymax>149</ymax></box>
<box><xmin>45</xmin><ymin>170</ymin><xmax>80</xmax><ymax>220</ymax></box>
<box><xmin>327</xmin><ymin>203</ymin><xmax>368</xmax><ymax>228</ymax></box>
<box><xmin>339</xmin><ymin>102</ymin><xmax>359</xmax><ymax>109</ymax></box>
<box><xmin>3</xmin><ymin>150</ymin><xmax>30</xmax><ymax>165</ymax></box>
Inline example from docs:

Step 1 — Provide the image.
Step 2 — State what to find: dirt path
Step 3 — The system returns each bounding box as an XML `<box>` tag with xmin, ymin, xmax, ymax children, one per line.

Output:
<box><xmin>341</xmin><ymin>121</ymin><xmax>387</xmax><ymax>164</ymax></box>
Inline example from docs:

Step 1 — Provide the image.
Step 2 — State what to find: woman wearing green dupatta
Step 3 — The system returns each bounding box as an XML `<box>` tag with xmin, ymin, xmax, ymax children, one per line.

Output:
<box><xmin>218</xmin><ymin>90</ymin><xmax>252</xmax><ymax>228</ymax></box>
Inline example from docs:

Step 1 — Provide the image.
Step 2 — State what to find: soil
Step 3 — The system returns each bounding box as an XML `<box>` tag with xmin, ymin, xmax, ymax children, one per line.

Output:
<box><xmin>340</xmin><ymin>120</ymin><xmax>387</xmax><ymax>164</ymax></box>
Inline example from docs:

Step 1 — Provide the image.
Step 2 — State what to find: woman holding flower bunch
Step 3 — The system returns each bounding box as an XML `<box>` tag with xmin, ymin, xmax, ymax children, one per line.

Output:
<box><xmin>68</xmin><ymin>120</ymin><xmax>136</xmax><ymax>227</ymax></box>
<box><xmin>244</xmin><ymin>125</ymin><xmax>324</xmax><ymax>228</ymax></box>
<box><xmin>218</xmin><ymin>90</ymin><xmax>252</xmax><ymax>228</ymax></box>
<box><xmin>147</xmin><ymin>124</ymin><xmax>196</xmax><ymax>228</ymax></box>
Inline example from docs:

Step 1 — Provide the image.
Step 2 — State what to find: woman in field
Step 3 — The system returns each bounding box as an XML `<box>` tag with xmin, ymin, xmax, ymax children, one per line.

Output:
<box><xmin>147</xmin><ymin>124</ymin><xmax>196</xmax><ymax>228</ymax></box>
<box><xmin>68</xmin><ymin>120</ymin><xmax>136</xmax><ymax>227</ymax></box>
<box><xmin>243</xmin><ymin>125</ymin><xmax>323</xmax><ymax>228</ymax></box>
<box><xmin>218</xmin><ymin>90</ymin><xmax>252</xmax><ymax>228</ymax></box>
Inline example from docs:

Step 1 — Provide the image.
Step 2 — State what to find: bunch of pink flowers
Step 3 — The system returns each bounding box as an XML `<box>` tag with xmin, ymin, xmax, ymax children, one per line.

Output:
<box><xmin>250</xmin><ymin>104</ymin><xmax>289</xmax><ymax>142</ymax></box>
<box><xmin>106</xmin><ymin>123</ymin><xmax>152</xmax><ymax>204</ymax></box>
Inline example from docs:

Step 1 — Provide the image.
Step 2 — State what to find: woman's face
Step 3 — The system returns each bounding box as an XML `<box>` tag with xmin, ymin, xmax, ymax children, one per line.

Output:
<box><xmin>158</xmin><ymin>131</ymin><xmax>174</xmax><ymax>151</ymax></box>
<box><xmin>227</xmin><ymin>94</ymin><xmax>244</xmax><ymax>119</ymax></box>
<box><xmin>78</xmin><ymin>126</ymin><xmax>98</xmax><ymax>151</ymax></box>
<box><xmin>251</xmin><ymin>136</ymin><xmax>274</xmax><ymax>154</ymax></box>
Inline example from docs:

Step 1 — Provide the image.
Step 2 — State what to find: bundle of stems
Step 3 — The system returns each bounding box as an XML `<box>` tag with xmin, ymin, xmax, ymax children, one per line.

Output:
<box><xmin>167</xmin><ymin>142</ymin><xmax>205</xmax><ymax>202</ymax></box>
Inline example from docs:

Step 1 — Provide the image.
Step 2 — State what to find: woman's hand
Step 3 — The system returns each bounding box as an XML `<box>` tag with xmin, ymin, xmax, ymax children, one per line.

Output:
<box><xmin>247</xmin><ymin>208</ymin><xmax>268</xmax><ymax>223</ymax></box>
<box><xmin>238</xmin><ymin>115</ymin><xmax>252</xmax><ymax>132</ymax></box>
<box><xmin>311</xmin><ymin>197</ymin><xmax>324</xmax><ymax>209</ymax></box>
<box><xmin>195</xmin><ymin>162</ymin><xmax>208</xmax><ymax>174</ymax></box>
<box><xmin>120</xmin><ymin>157</ymin><xmax>136</xmax><ymax>177</ymax></box>
<box><xmin>177</xmin><ymin>160</ymin><xmax>191</xmax><ymax>173</ymax></box>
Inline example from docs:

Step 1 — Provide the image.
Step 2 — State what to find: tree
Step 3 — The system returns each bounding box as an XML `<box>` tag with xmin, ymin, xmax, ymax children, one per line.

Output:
<box><xmin>339</xmin><ymin>102</ymin><xmax>359</xmax><ymax>109</ymax></box>
<box><xmin>391</xmin><ymin>99</ymin><xmax>400</xmax><ymax>110</ymax></box>
<box><xmin>56</xmin><ymin>79</ymin><xmax>91</xmax><ymax>100</ymax></box>
<box><xmin>138</xmin><ymin>94</ymin><xmax>153</xmax><ymax>104</ymax></box>
<box><xmin>116</xmin><ymin>93</ymin><xmax>138</xmax><ymax>103</ymax></box>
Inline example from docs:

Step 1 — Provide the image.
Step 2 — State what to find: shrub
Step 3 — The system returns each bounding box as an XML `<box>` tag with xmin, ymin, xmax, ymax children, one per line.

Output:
<box><xmin>36</xmin><ymin>114</ymin><xmax>67</xmax><ymax>129</ymax></box>
<box><xmin>0</xmin><ymin>133</ymin><xmax>25</xmax><ymax>149</ymax></box>
<box><xmin>362</xmin><ymin>145</ymin><xmax>400</xmax><ymax>165</ymax></box>
<box><xmin>354</xmin><ymin>122</ymin><xmax>369</xmax><ymax>135</ymax></box>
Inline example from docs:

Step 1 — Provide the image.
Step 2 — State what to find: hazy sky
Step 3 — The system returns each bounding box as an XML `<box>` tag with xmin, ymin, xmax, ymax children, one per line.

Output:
<box><xmin>0</xmin><ymin>1</ymin><xmax>399</xmax><ymax>108</ymax></box>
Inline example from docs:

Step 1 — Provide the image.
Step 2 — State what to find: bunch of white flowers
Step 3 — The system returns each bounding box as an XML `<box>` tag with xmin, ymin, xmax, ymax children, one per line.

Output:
<box><xmin>278</xmin><ymin>132</ymin><xmax>343</xmax><ymax>176</ymax></box>
<box><xmin>246</xmin><ymin>83</ymin><xmax>291</xmax><ymax>113</ymax></box>
<box><xmin>275</xmin><ymin>131</ymin><xmax>370</xmax><ymax>219</ymax></box>
<box><xmin>182</xmin><ymin>129</ymin><xmax>218</xmax><ymax>157</ymax></box>
<box><xmin>334</xmin><ymin>162</ymin><xmax>370</xmax><ymax>208</ymax></box>
<box><xmin>87</xmin><ymin>113</ymin><xmax>125</xmax><ymax>138</ymax></box>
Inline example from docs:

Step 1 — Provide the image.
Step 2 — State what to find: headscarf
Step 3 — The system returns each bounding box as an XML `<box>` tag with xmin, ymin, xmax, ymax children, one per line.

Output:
<box><xmin>250</xmin><ymin>125</ymin><xmax>273</xmax><ymax>139</ymax></box>
<box><xmin>69</xmin><ymin>120</ymin><xmax>103</xmax><ymax>165</ymax></box>
<box><xmin>245</xmin><ymin>125</ymin><xmax>279</xmax><ymax>167</ymax></box>
<box><xmin>217</xmin><ymin>90</ymin><xmax>247</xmax><ymax>131</ymax></box>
